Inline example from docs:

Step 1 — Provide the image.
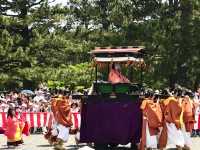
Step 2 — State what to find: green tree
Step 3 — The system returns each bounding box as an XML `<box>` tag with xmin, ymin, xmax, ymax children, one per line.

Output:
<box><xmin>0</xmin><ymin>0</ymin><xmax>200</xmax><ymax>90</ymax></box>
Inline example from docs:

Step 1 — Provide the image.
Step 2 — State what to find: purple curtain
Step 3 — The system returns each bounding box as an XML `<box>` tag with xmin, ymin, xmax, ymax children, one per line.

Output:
<box><xmin>80</xmin><ymin>100</ymin><xmax>142</xmax><ymax>145</ymax></box>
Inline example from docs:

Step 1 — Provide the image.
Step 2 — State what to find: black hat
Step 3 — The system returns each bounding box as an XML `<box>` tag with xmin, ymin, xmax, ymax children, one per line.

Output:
<box><xmin>71</xmin><ymin>102</ymin><xmax>78</xmax><ymax>108</ymax></box>
<box><xmin>161</xmin><ymin>88</ymin><xmax>171</xmax><ymax>97</ymax></box>
<box><xmin>184</xmin><ymin>90</ymin><xmax>194</xmax><ymax>98</ymax></box>
<box><xmin>144</xmin><ymin>88</ymin><xmax>154</xmax><ymax>98</ymax></box>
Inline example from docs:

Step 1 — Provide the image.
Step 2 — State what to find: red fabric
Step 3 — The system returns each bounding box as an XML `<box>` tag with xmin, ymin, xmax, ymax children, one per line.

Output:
<box><xmin>16</xmin><ymin>112</ymin><xmax>19</xmax><ymax>118</ymax></box>
<box><xmin>30</xmin><ymin>113</ymin><xmax>34</xmax><ymax>127</ymax></box>
<box><xmin>198</xmin><ymin>114</ymin><xmax>200</xmax><ymax>129</ymax></box>
<box><xmin>0</xmin><ymin>112</ymin><xmax>80</xmax><ymax>130</ymax></box>
<box><xmin>43</xmin><ymin>112</ymin><xmax>48</xmax><ymax>127</ymax></box>
<box><xmin>21</xmin><ymin>112</ymin><xmax>27</xmax><ymax>122</ymax></box>
<box><xmin>2</xmin><ymin>112</ymin><xmax>7</xmax><ymax>128</ymax></box>
<box><xmin>22</xmin><ymin>121</ymin><xmax>30</xmax><ymax>136</ymax></box>
<box><xmin>4</xmin><ymin>117</ymin><xmax>21</xmax><ymax>139</ymax></box>
<box><xmin>73</xmin><ymin>113</ymin><xmax>79</xmax><ymax>129</ymax></box>
<box><xmin>37</xmin><ymin>113</ymin><xmax>41</xmax><ymax>127</ymax></box>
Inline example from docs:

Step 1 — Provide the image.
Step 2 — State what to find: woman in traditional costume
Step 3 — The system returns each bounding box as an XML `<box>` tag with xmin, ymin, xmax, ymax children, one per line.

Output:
<box><xmin>4</xmin><ymin>107</ymin><xmax>25</xmax><ymax>147</ymax></box>
<box><xmin>108</xmin><ymin>63</ymin><xmax>130</xmax><ymax>84</ymax></box>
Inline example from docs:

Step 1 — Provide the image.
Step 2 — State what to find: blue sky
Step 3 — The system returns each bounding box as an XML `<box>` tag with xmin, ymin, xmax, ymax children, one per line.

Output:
<box><xmin>52</xmin><ymin>0</ymin><xmax>67</xmax><ymax>5</ymax></box>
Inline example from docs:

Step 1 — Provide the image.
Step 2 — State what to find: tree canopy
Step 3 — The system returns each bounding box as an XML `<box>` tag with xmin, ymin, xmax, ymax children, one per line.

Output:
<box><xmin>0</xmin><ymin>0</ymin><xmax>199</xmax><ymax>90</ymax></box>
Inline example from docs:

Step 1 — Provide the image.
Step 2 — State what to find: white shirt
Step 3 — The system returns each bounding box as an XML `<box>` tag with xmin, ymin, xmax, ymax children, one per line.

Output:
<box><xmin>33</xmin><ymin>95</ymin><xmax>45</xmax><ymax>102</ymax></box>
<box><xmin>194</xmin><ymin>92</ymin><xmax>200</xmax><ymax>114</ymax></box>
<box><xmin>32</xmin><ymin>104</ymin><xmax>40</xmax><ymax>112</ymax></box>
<box><xmin>0</xmin><ymin>103</ymin><xmax>9</xmax><ymax>112</ymax></box>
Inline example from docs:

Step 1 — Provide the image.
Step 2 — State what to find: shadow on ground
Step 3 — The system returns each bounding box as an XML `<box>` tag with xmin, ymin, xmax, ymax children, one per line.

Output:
<box><xmin>66</xmin><ymin>145</ymin><xmax>77</xmax><ymax>150</ymax></box>
<box><xmin>37</xmin><ymin>144</ymin><xmax>53</xmax><ymax>147</ymax></box>
<box><xmin>66</xmin><ymin>145</ymin><xmax>134</xmax><ymax>150</ymax></box>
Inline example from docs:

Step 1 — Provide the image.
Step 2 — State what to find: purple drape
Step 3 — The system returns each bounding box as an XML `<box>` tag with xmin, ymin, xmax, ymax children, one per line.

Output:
<box><xmin>80</xmin><ymin>100</ymin><xmax>142</xmax><ymax>145</ymax></box>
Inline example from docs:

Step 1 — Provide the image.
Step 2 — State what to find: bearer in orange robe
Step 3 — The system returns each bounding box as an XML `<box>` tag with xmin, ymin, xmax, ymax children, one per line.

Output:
<box><xmin>160</xmin><ymin>95</ymin><xmax>185</xmax><ymax>149</ymax></box>
<box><xmin>140</xmin><ymin>90</ymin><xmax>163</xmax><ymax>150</ymax></box>
<box><xmin>182</xmin><ymin>94</ymin><xmax>196</xmax><ymax>149</ymax></box>
<box><xmin>4</xmin><ymin>107</ymin><xmax>25</xmax><ymax>148</ymax></box>
<box><xmin>50</xmin><ymin>95</ymin><xmax>73</xmax><ymax>150</ymax></box>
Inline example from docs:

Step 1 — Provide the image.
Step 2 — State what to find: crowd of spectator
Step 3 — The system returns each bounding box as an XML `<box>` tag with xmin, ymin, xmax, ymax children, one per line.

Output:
<box><xmin>0</xmin><ymin>89</ymin><xmax>50</xmax><ymax>113</ymax></box>
<box><xmin>0</xmin><ymin>89</ymin><xmax>81</xmax><ymax>113</ymax></box>
<box><xmin>0</xmin><ymin>88</ymin><xmax>81</xmax><ymax>134</ymax></box>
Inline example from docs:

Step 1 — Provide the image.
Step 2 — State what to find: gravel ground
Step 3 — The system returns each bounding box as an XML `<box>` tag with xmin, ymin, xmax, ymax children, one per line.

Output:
<box><xmin>0</xmin><ymin>134</ymin><xmax>200</xmax><ymax>150</ymax></box>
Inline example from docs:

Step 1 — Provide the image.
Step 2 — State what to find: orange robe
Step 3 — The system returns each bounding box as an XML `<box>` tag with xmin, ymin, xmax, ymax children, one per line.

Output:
<box><xmin>159</xmin><ymin>97</ymin><xmax>183</xmax><ymax>148</ymax></box>
<box><xmin>158</xmin><ymin>99</ymin><xmax>169</xmax><ymax>149</ymax></box>
<box><xmin>164</xmin><ymin>97</ymin><xmax>182</xmax><ymax>129</ymax></box>
<box><xmin>140</xmin><ymin>99</ymin><xmax>163</xmax><ymax>150</ymax></box>
<box><xmin>182</xmin><ymin>98</ymin><xmax>196</xmax><ymax>132</ymax></box>
<box><xmin>51</xmin><ymin>96</ymin><xmax>72</xmax><ymax>127</ymax></box>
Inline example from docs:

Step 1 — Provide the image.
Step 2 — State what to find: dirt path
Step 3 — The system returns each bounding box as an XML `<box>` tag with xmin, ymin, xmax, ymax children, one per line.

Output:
<box><xmin>0</xmin><ymin>134</ymin><xmax>200</xmax><ymax>150</ymax></box>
